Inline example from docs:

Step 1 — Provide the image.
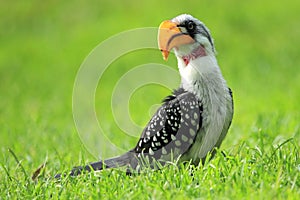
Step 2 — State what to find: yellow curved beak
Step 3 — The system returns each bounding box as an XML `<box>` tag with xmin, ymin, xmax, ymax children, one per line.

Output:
<box><xmin>158</xmin><ymin>20</ymin><xmax>195</xmax><ymax>60</ymax></box>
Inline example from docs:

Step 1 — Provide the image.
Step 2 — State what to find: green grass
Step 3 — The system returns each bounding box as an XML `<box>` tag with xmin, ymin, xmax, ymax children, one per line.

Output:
<box><xmin>1</xmin><ymin>0</ymin><xmax>300</xmax><ymax>199</ymax></box>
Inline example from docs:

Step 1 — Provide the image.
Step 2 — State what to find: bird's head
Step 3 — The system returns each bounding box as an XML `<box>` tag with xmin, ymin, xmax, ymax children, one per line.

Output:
<box><xmin>158</xmin><ymin>14</ymin><xmax>215</xmax><ymax>66</ymax></box>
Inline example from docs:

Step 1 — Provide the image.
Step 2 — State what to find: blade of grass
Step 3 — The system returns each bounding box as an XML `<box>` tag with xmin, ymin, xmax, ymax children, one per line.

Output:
<box><xmin>0</xmin><ymin>162</ymin><xmax>13</xmax><ymax>181</ymax></box>
<box><xmin>8</xmin><ymin>148</ymin><xmax>28</xmax><ymax>181</ymax></box>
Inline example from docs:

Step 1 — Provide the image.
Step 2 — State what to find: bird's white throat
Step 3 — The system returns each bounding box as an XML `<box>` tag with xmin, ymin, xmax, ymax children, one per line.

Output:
<box><xmin>176</xmin><ymin>49</ymin><xmax>231</xmax><ymax>160</ymax></box>
<box><xmin>177</xmin><ymin>54</ymin><xmax>225</xmax><ymax>96</ymax></box>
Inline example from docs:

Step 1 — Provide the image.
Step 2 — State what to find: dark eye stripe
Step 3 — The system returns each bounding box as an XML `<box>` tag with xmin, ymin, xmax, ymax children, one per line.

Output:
<box><xmin>178</xmin><ymin>20</ymin><xmax>215</xmax><ymax>52</ymax></box>
<box><xmin>198</xmin><ymin>24</ymin><xmax>214</xmax><ymax>51</ymax></box>
<box><xmin>177</xmin><ymin>22</ymin><xmax>196</xmax><ymax>39</ymax></box>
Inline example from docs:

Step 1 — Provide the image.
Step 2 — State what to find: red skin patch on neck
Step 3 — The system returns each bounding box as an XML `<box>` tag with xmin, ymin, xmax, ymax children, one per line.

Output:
<box><xmin>183</xmin><ymin>57</ymin><xmax>190</xmax><ymax>65</ymax></box>
<box><xmin>181</xmin><ymin>45</ymin><xmax>206</xmax><ymax>66</ymax></box>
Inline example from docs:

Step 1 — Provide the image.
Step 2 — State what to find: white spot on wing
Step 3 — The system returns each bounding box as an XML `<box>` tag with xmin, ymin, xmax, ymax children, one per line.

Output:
<box><xmin>181</xmin><ymin>135</ymin><xmax>188</xmax><ymax>142</ymax></box>
<box><xmin>151</xmin><ymin>142</ymin><xmax>155</xmax><ymax>147</ymax></box>
<box><xmin>189</xmin><ymin>128</ymin><xmax>196</xmax><ymax>136</ymax></box>
<box><xmin>191</xmin><ymin>119</ymin><xmax>196</xmax><ymax>126</ymax></box>
<box><xmin>162</xmin><ymin>147</ymin><xmax>167</xmax><ymax>155</ymax></box>
<box><xmin>194</xmin><ymin>113</ymin><xmax>198</xmax><ymax>119</ymax></box>
<box><xmin>171</xmin><ymin>134</ymin><xmax>176</xmax><ymax>140</ymax></box>
<box><xmin>149</xmin><ymin>148</ymin><xmax>154</xmax><ymax>155</ymax></box>
<box><xmin>175</xmin><ymin>140</ymin><xmax>181</xmax><ymax>146</ymax></box>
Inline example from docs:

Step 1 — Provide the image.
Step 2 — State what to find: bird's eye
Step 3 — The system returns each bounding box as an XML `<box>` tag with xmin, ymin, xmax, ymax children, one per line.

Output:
<box><xmin>187</xmin><ymin>21</ymin><xmax>195</xmax><ymax>31</ymax></box>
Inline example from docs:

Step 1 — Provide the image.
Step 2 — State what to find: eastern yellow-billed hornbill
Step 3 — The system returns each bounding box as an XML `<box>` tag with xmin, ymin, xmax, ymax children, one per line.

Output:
<box><xmin>55</xmin><ymin>14</ymin><xmax>233</xmax><ymax>178</ymax></box>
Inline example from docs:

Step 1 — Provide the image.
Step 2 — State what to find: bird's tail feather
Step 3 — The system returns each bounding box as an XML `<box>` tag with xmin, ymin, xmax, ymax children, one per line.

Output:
<box><xmin>54</xmin><ymin>150</ymin><xmax>137</xmax><ymax>179</ymax></box>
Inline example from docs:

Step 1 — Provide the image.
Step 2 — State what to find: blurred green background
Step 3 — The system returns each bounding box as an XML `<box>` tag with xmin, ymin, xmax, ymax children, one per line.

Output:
<box><xmin>0</xmin><ymin>0</ymin><xmax>299</xmax><ymax>172</ymax></box>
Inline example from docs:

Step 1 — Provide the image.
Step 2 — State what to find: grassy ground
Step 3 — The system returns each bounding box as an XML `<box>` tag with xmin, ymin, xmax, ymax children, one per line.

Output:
<box><xmin>1</xmin><ymin>0</ymin><xmax>299</xmax><ymax>199</ymax></box>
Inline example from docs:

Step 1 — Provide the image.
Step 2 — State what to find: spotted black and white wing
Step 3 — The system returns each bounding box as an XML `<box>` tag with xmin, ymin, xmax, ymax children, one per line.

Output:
<box><xmin>54</xmin><ymin>88</ymin><xmax>203</xmax><ymax>177</ymax></box>
<box><xmin>133</xmin><ymin>88</ymin><xmax>203</xmax><ymax>168</ymax></box>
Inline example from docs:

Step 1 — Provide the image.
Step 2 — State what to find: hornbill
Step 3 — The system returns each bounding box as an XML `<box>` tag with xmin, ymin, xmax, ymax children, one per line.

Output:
<box><xmin>55</xmin><ymin>14</ymin><xmax>233</xmax><ymax>178</ymax></box>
